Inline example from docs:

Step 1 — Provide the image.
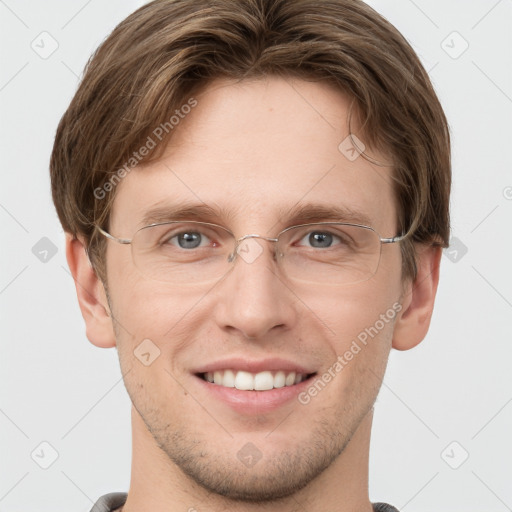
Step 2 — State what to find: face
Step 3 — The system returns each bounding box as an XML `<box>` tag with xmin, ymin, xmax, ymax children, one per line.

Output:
<box><xmin>104</xmin><ymin>76</ymin><xmax>405</xmax><ymax>501</ymax></box>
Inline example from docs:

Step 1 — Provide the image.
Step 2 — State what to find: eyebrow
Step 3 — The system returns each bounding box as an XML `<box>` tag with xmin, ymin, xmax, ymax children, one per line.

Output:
<box><xmin>277</xmin><ymin>203</ymin><xmax>372</xmax><ymax>227</ymax></box>
<box><xmin>139</xmin><ymin>201</ymin><xmax>373</xmax><ymax>229</ymax></box>
<box><xmin>140</xmin><ymin>202</ymin><xmax>237</xmax><ymax>227</ymax></box>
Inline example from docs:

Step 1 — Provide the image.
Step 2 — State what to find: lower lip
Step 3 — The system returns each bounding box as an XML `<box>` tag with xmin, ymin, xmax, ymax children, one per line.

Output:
<box><xmin>194</xmin><ymin>374</ymin><xmax>316</xmax><ymax>414</ymax></box>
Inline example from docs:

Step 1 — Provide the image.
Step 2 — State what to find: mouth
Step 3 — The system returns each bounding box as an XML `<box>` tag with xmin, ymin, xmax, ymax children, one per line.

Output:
<box><xmin>192</xmin><ymin>358</ymin><xmax>318</xmax><ymax>413</ymax></box>
<box><xmin>198</xmin><ymin>369</ymin><xmax>316</xmax><ymax>391</ymax></box>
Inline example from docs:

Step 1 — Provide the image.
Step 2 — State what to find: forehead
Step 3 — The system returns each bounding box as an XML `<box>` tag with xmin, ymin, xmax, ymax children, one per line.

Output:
<box><xmin>111</xmin><ymin>76</ymin><xmax>397</xmax><ymax>235</ymax></box>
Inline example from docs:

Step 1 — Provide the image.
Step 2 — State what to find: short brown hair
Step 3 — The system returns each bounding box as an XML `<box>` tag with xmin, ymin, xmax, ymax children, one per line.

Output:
<box><xmin>50</xmin><ymin>0</ymin><xmax>451</xmax><ymax>282</ymax></box>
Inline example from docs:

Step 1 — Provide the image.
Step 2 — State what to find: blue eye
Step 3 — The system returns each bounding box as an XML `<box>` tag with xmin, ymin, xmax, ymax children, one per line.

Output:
<box><xmin>308</xmin><ymin>232</ymin><xmax>334</xmax><ymax>248</ymax></box>
<box><xmin>167</xmin><ymin>231</ymin><xmax>211</xmax><ymax>249</ymax></box>
<box><xmin>177</xmin><ymin>232</ymin><xmax>202</xmax><ymax>249</ymax></box>
<box><xmin>299</xmin><ymin>231</ymin><xmax>342</xmax><ymax>248</ymax></box>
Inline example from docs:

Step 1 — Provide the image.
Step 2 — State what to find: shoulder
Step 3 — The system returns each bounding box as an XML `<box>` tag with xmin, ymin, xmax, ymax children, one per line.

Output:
<box><xmin>373</xmin><ymin>504</ymin><xmax>400</xmax><ymax>512</ymax></box>
<box><xmin>89</xmin><ymin>492</ymin><xmax>127</xmax><ymax>512</ymax></box>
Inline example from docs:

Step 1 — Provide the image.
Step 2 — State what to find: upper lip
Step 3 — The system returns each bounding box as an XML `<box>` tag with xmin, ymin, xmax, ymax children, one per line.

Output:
<box><xmin>193</xmin><ymin>357</ymin><xmax>317</xmax><ymax>375</ymax></box>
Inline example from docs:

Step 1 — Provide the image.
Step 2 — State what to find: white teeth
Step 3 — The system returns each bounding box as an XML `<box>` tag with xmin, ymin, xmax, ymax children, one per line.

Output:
<box><xmin>285</xmin><ymin>371</ymin><xmax>296</xmax><ymax>386</ymax></box>
<box><xmin>254</xmin><ymin>371</ymin><xmax>274</xmax><ymax>391</ymax></box>
<box><xmin>234</xmin><ymin>370</ymin><xmax>254</xmax><ymax>390</ymax></box>
<box><xmin>273</xmin><ymin>371</ymin><xmax>286</xmax><ymax>388</ymax></box>
<box><xmin>204</xmin><ymin>369</ymin><xmax>308</xmax><ymax>390</ymax></box>
<box><xmin>222</xmin><ymin>369</ymin><xmax>235</xmax><ymax>388</ymax></box>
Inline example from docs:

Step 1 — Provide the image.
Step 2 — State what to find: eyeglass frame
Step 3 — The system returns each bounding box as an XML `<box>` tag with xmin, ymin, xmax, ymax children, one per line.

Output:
<box><xmin>95</xmin><ymin>220</ymin><xmax>406</xmax><ymax>273</ymax></box>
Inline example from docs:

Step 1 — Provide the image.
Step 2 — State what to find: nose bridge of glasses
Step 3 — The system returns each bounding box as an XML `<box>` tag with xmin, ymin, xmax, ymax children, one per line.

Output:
<box><xmin>227</xmin><ymin>233</ymin><xmax>281</xmax><ymax>264</ymax></box>
<box><xmin>236</xmin><ymin>233</ymin><xmax>279</xmax><ymax>244</ymax></box>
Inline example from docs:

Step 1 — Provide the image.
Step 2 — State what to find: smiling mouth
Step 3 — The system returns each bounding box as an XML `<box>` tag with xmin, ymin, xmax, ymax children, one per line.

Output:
<box><xmin>198</xmin><ymin>369</ymin><xmax>317</xmax><ymax>391</ymax></box>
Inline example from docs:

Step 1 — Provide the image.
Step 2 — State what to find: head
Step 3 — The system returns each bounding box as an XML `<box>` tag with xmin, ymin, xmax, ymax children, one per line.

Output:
<box><xmin>51</xmin><ymin>0</ymin><xmax>450</xmax><ymax>503</ymax></box>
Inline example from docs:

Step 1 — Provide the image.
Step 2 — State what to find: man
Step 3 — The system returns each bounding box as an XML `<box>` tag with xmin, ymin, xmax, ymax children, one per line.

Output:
<box><xmin>50</xmin><ymin>0</ymin><xmax>451</xmax><ymax>510</ymax></box>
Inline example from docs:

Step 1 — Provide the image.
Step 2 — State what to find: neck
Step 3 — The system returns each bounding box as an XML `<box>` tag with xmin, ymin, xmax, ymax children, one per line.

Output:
<box><xmin>121</xmin><ymin>406</ymin><xmax>374</xmax><ymax>512</ymax></box>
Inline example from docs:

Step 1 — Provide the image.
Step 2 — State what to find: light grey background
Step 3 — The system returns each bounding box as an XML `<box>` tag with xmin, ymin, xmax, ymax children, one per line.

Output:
<box><xmin>1</xmin><ymin>0</ymin><xmax>511</xmax><ymax>510</ymax></box>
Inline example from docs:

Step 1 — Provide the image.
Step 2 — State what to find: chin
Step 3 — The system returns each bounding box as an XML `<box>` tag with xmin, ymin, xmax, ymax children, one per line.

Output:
<box><xmin>152</xmin><ymin>421</ymin><xmax>352</xmax><ymax>503</ymax></box>
<box><xmin>174</xmin><ymin>451</ymin><xmax>330</xmax><ymax>503</ymax></box>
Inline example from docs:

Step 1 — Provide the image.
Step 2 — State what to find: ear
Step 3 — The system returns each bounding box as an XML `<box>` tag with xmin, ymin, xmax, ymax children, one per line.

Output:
<box><xmin>65</xmin><ymin>233</ymin><xmax>116</xmax><ymax>348</ymax></box>
<box><xmin>392</xmin><ymin>245</ymin><xmax>442</xmax><ymax>351</ymax></box>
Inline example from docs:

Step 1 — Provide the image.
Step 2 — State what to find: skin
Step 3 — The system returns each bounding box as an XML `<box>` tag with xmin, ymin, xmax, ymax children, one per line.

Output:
<box><xmin>67</xmin><ymin>76</ymin><xmax>441</xmax><ymax>512</ymax></box>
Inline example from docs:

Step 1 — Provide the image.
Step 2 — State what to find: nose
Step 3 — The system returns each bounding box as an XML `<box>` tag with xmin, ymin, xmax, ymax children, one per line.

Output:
<box><xmin>212</xmin><ymin>236</ymin><xmax>297</xmax><ymax>340</ymax></box>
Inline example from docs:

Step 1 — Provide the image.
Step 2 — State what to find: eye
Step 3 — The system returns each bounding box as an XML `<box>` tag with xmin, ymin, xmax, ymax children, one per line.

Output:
<box><xmin>166</xmin><ymin>230</ymin><xmax>212</xmax><ymax>249</ymax></box>
<box><xmin>298</xmin><ymin>230</ymin><xmax>343</xmax><ymax>249</ymax></box>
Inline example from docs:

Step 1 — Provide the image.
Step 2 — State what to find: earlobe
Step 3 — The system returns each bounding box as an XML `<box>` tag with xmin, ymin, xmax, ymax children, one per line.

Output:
<box><xmin>65</xmin><ymin>233</ymin><xmax>117</xmax><ymax>348</ymax></box>
<box><xmin>392</xmin><ymin>245</ymin><xmax>442</xmax><ymax>351</ymax></box>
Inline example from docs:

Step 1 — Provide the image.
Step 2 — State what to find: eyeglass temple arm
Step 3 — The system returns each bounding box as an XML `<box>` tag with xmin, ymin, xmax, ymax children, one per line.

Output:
<box><xmin>96</xmin><ymin>226</ymin><xmax>132</xmax><ymax>244</ymax></box>
<box><xmin>380</xmin><ymin>234</ymin><xmax>406</xmax><ymax>244</ymax></box>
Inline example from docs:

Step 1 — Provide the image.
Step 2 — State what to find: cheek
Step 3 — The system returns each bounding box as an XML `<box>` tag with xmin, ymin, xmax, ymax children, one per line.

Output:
<box><xmin>110</xmin><ymin>282</ymin><xmax>202</xmax><ymax>336</ymax></box>
<box><xmin>318</xmin><ymin>278</ymin><xmax>401</xmax><ymax>339</ymax></box>
<box><xmin>105</xmin><ymin>244</ymin><xmax>200</xmax><ymax>335</ymax></box>
<box><xmin>309</xmin><ymin>276</ymin><xmax>402</xmax><ymax>389</ymax></box>
<box><xmin>106</xmin><ymin>269</ymin><xmax>212</xmax><ymax>380</ymax></box>
<box><xmin>320</xmin><ymin>296</ymin><xmax>397</xmax><ymax>402</ymax></box>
